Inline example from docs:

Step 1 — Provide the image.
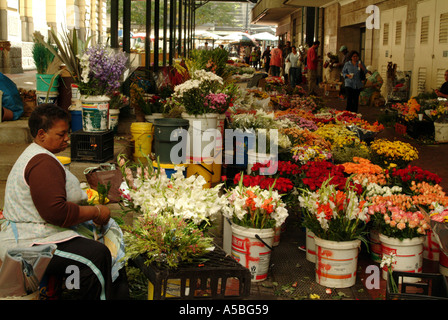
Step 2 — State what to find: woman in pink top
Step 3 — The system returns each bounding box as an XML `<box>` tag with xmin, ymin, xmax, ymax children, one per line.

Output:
<box><xmin>270</xmin><ymin>45</ymin><xmax>283</xmax><ymax>77</ymax></box>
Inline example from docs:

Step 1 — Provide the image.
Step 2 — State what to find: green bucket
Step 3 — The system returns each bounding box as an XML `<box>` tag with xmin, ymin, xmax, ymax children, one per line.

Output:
<box><xmin>154</xmin><ymin>118</ymin><xmax>189</xmax><ymax>164</ymax></box>
<box><xmin>36</xmin><ymin>74</ymin><xmax>59</xmax><ymax>93</ymax></box>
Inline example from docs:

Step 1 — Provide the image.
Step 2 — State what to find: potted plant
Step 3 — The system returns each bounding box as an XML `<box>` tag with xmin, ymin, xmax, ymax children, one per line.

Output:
<box><xmin>222</xmin><ymin>174</ymin><xmax>288</xmax><ymax>281</ymax></box>
<box><xmin>32</xmin><ymin>32</ymin><xmax>61</xmax><ymax>104</ymax></box>
<box><xmin>34</xmin><ymin>29</ymin><xmax>129</xmax><ymax>132</ymax></box>
<box><xmin>298</xmin><ymin>177</ymin><xmax>369</xmax><ymax>288</ymax></box>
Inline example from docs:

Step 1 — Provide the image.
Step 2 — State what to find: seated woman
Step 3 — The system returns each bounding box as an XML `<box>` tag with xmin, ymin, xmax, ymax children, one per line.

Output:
<box><xmin>435</xmin><ymin>70</ymin><xmax>448</xmax><ymax>98</ymax></box>
<box><xmin>0</xmin><ymin>104</ymin><xmax>128</xmax><ymax>299</ymax></box>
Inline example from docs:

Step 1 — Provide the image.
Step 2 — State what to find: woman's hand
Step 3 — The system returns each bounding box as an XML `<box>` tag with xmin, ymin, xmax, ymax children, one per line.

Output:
<box><xmin>93</xmin><ymin>205</ymin><xmax>110</xmax><ymax>226</ymax></box>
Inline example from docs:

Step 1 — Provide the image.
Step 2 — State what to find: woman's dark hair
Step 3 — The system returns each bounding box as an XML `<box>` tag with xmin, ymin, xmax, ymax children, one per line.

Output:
<box><xmin>28</xmin><ymin>103</ymin><xmax>71</xmax><ymax>138</ymax></box>
<box><xmin>348</xmin><ymin>50</ymin><xmax>360</xmax><ymax>59</ymax></box>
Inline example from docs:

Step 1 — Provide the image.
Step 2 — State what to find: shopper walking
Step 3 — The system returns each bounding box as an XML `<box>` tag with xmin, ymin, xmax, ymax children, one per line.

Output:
<box><xmin>306</xmin><ymin>41</ymin><xmax>320</xmax><ymax>95</ymax></box>
<box><xmin>342</xmin><ymin>50</ymin><xmax>370</xmax><ymax>113</ymax></box>
<box><xmin>262</xmin><ymin>46</ymin><xmax>271</xmax><ymax>73</ymax></box>
<box><xmin>286</xmin><ymin>46</ymin><xmax>303</xmax><ymax>88</ymax></box>
<box><xmin>270</xmin><ymin>45</ymin><xmax>283</xmax><ymax>77</ymax></box>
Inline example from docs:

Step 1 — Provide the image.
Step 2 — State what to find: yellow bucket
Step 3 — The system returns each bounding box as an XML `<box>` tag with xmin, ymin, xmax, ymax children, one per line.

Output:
<box><xmin>147</xmin><ymin>279</ymin><xmax>190</xmax><ymax>300</ymax></box>
<box><xmin>186</xmin><ymin>160</ymin><xmax>214</xmax><ymax>188</ymax></box>
<box><xmin>56</xmin><ymin>156</ymin><xmax>71</xmax><ymax>170</ymax></box>
<box><xmin>152</xmin><ymin>161</ymin><xmax>188</xmax><ymax>178</ymax></box>
<box><xmin>131</xmin><ymin>122</ymin><xmax>153</xmax><ymax>163</ymax></box>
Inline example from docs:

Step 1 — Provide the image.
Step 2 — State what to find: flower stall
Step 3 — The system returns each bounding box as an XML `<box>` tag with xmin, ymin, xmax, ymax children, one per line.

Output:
<box><xmin>44</xmin><ymin>35</ymin><xmax>448</xmax><ymax>300</ymax></box>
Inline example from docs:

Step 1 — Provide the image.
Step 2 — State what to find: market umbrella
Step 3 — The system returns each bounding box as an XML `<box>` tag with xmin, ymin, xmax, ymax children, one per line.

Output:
<box><xmin>221</xmin><ymin>32</ymin><xmax>257</xmax><ymax>43</ymax></box>
<box><xmin>252</xmin><ymin>32</ymin><xmax>277</xmax><ymax>41</ymax></box>
<box><xmin>196</xmin><ymin>31</ymin><xmax>222</xmax><ymax>40</ymax></box>
<box><xmin>0</xmin><ymin>244</ymin><xmax>57</xmax><ymax>298</ymax></box>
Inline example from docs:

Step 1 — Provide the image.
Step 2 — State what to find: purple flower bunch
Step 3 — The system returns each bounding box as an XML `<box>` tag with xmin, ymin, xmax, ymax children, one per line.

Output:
<box><xmin>203</xmin><ymin>92</ymin><xmax>230</xmax><ymax>114</ymax></box>
<box><xmin>79</xmin><ymin>45</ymin><xmax>128</xmax><ymax>96</ymax></box>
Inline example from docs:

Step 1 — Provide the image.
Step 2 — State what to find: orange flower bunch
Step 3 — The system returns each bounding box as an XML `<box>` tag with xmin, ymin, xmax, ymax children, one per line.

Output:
<box><xmin>281</xmin><ymin>127</ymin><xmax>331</xmax><ymax>151</ymax></box>
<box><xmin>409</xmin><ymin>181</ymin><xmax>448</xmax><ymax>209</ymax></box>
<box><xmin>274</xmin><ymin>108</ymin><xmax>314</xmax><ymax>120</ymax></box>
<box><xmin>342</xmin><ymin>157</ymin><xmax>388</xmax><ymax>186</ymax></box>
<box><xmin>370</xmin><ymin>194</ymin><xmax>414</xmax><ymax>211</ymax></box>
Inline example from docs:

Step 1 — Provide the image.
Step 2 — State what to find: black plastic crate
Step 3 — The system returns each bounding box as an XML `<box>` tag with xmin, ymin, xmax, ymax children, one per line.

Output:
<box><xmin>70</xmin><ymin>130</ymin><xmax>114</xmax><ymax>163</ymax></box>
<box><xmin>132</xmin><ymin>245</ymin><xmax>251</xmax><ymax>300</ymax></box>
<box><xmin>387</xmin><ymin>271</ymin><xmax>448</xmax><ymax>300</ymax></box>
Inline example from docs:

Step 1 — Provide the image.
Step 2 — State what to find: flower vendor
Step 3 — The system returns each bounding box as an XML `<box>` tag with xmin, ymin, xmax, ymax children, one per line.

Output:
<box><xmin>0</xmin><ymin>104</ymin><xmax>128</xmax><ymax>299</ymax></box>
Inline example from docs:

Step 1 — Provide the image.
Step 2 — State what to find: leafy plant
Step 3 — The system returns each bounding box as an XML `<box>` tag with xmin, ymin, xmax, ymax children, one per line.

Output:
<box><xmin>122</xmin><ymin>214</ymin><xmax>214</xmax><ymax>268</ymax></box>
<box><xmin>32</xmin><ymin>33</ymin><xmax>60</xmax><ymax>74</ymax></box>
<box><xmin>34</xmin><ymin>28</ymin><xmax>91</xmax><ymax>84</ymax></box>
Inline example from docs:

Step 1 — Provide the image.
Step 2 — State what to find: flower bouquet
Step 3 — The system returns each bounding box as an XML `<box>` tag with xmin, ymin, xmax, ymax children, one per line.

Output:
<box><xmin>298</xmin><ymin>178</ymin><xmax>370</xmax><ymax>241</ymax></box>
<box><xmin>122</xmin><ymin>213</ymin><xmax>214</xmax><ymax>268</ymax></box>
<box><xmin>342</xmin><ymin>157</ymin><xmax>387</xmax><ymax>188</ymax></box>
<box><xmin>368</xmin><ymin>203</ymin><xmax>429</xmax><ymax>240</ymax></box>
<box><xmin>370</xmin><ymin>138</ymin><xmax>418</xmax><ymax>169</ymax></box>
<box><xmin>118</xmin><ymin>155</ymin><xmax>227</xmax><ymax>228</ymax></box>
<box><xmin>297</xmin><ymin>160</ymin><xmax>362</xmax><ymax>193</ymax></box>
<box><xmin>429</xmin><ymin>101</ymin><xmax>448</xmax><ymax>123</ymax></box>
<box><xmin>172</xmin><ymin>69</ymin><xmax>224</xmax><ymax>115</ymax></box>
<box><xmin>291</xmin><ymin>145</ymin><xmax>332</xmax><ymax>165</ymax></box>
<box><xmin>264</xmin><ymin>76</ymin><xmax>284</xmax><ymax>93</ymax></box>
<box><xmin>388</xmin><ymin>165</ymin><xmax>442</xmax><ymax>194</ymax></box>
<box><xmin>78</xmin><ymin>45</ymin><xmax>129</xmax><ymax>96</ymax></box>
<box><xmin>108</xmin><ymin>91</ymin><xmax>129</xmax><ymax>110</ymax></box>
<box><xmin>223</xmin><ymin>174</ymin><xmax>289</xmax><ymax>229</ymax></box>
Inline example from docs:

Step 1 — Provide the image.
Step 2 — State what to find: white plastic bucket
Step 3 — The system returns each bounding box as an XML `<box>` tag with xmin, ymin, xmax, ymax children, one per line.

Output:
<box><xmin>246</xmin><ymin>150</ymin><xmax>277</xmax><ymax>174</ymax></box>
<box><xmin>36</xmin><ymin>91</ymin><xmax>58</xmax><ymax>105</ymax></box>
<box><xmin>434</xmin><ymin>122</ymin><xmax>448</xmax><ymax>143</ymax></box>
<box><xmin>109</xmin><ymin>109</ymin><xmax>120</xmax><ymax>132</ymax></box>
<box><xmin>144</xmin><ymin>113</ymin><xmax>164</xmax><ymax>124</ymax></box>
<box><xmin>273</xmin><ymin>225</ymin><xmax>281</xmax><ymax>247</ymax></box>
<box><xmin>314</xmin><ymin>237</ymin><xmax>361</xmax><ymax>288</ymax></box>
<box><xmin>369</xmin><ymin>228</ymin><xmax>382</xmax><ymax>263</ymax></box>
<box><xmin>379</xmin><ymin>233</ymin><xmax>424</xmax><ymax>283</ymax></box>
<box><xmin>306</xmin><ymin>228</ymin><xmax>316</xmax><ymax>263</ymax></box>
<box><xmin>231</xmin><ymin>223</ymin><xmax>274</xmax><ymax>282</ymax></box>
<box><xmin>81</xmin><ymin>95</ymin><xmax>110</xmax><ymax>132</ymax></box>
<box><xmin>439</xmin><ymin>251</ymin><xmax>448</xmax><ymax>276</ymax></box>
<box><xmin>423</xmin><ymin>230</ymin><xmax>440</xmax><ymax>261</ymax></box>
<box><xmin>182</xmin><ymin>113</ymin><xmax>218</xmax><ymax>163</ymax></box>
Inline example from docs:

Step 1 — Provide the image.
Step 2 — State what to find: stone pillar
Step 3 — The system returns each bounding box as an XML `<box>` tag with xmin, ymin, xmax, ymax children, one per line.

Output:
<box><xmin>0</xmin><ymin>41</ymin><xmax>11</xmax><ymax>73</ymax></box>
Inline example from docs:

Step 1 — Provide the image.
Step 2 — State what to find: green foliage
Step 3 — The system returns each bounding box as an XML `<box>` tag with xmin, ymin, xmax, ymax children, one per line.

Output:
<box><xmin>331</xmin><ymin>142</ymin><xmax>372</xmax><ymax>164</ymax></box>
<box><xmin>32</xmin><ymin>40</ymin><xmax>57</xmax><ymax>74</ymax></box>
<box><xmin>122</xmin><ymin>214</ymin><xmax>214</xmax><ymax>269</ymax></box>
<box><xmin>189</xmin><ymin>49</ymin><xmax>231</xmax><ymax>80</ymax></box>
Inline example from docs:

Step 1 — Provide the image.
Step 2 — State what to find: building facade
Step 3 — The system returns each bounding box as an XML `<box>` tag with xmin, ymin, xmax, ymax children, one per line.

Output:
<box><xmin>0</xmin><ymin>0</ymin><xmax>108</xmax><ymax>73</ymax></box>
<box><xmin>251</xmin><ymin>0</ymin><xmax>448</xmax><ymax>97</ymax></box>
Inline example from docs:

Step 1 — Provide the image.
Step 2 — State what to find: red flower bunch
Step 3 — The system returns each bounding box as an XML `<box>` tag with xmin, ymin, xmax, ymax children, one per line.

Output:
<box><xmin>233</xmin><ymin>173</ymin><xmax>294</xmax><ymax>194</ymax></box>
<box><xmin>298</xmin><ymin>160</ymin><xmax>362</xmax><ymax>193</ymax></box>
<box><xmin>335</xmin><ymin>110</ymin><xmax>359</xmax><ymax>123</ymax></box>
<box><xmin>388</xmin><ymin>165</ymin><xmax>442</xmax><ymax>186</ymax></box>
<box><xmin>250</xmin><ymin>161</ymin><xmax>300</xmax><ymax>177</ymax></box>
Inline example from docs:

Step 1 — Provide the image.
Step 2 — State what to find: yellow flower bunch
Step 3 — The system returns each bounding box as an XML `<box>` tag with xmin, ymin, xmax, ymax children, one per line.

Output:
<box><xmin>315</xmin><ymin>124</ymin><xmax>364</xmax><ymax>150</ymax></box>
<box><xmin>370</xmin><ymin>139</ymin><xmax>418</xmax><ymax>168</ymax></box>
